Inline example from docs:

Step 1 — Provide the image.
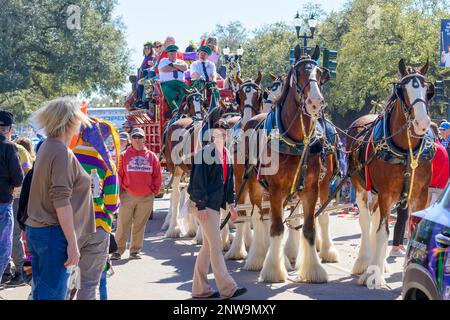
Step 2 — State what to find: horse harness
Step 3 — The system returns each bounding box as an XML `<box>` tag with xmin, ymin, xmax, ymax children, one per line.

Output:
<box><xmin>352</xmin><ymin>73</ymin><xmax>436</xmax><ymax>209</ymax></box>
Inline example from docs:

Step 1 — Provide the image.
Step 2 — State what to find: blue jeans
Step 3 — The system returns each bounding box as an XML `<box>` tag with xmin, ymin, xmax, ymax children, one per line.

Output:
<box><xmin>0</xmin><ymin>203</ymin><xmax>13</xmax><ymax>280</ymax></box>
<box><xmin>26</xmin><ymin>225</ymin><xmax>69</xmax><ymax>300</ymax></box>
<box><xmin>99</xmin><ymin>271</ymin><xmax>107</xmax><ymax>300</ymax></box>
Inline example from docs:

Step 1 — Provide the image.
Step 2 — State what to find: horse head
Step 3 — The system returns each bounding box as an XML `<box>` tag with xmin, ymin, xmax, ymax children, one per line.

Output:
<box><xmin>235</xmin><ymin>71</ymin><xmax>264</xmax><ymax>123</ymax></box>
<box><xmin>287</xmin><ymin>45</ymin><xmax>329</xmax><ymax>118</ymax></box>
<box><xmin>263</xmin><ymin>72</ymin><xmax>285</xmax><ymax>112</ymax></box>
<box><xmin>396</xmin><ymin>59</ymin><xmax>433</xmax><ymax>136</ymax></box>
<box><xmin>182</xmin><ymin>88</ymin><xmax>206</xmax><ymax>120</ymax></box>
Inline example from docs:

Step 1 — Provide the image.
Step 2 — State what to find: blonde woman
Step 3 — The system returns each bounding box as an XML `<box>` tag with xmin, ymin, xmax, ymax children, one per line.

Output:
<box><xmin>26</xmin><ymin>97</ymin><xmax>96</xmax><ymax>300</ymax></box>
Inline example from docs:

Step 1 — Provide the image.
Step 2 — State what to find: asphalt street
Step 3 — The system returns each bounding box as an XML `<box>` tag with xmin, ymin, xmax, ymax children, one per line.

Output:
<box><xmin>1</xmin><ymin>194</ymin><xmax>404</xmax><ymax>300</ymax></box>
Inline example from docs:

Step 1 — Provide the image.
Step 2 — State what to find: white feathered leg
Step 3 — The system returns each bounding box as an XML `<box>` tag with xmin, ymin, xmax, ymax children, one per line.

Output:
<box><xmin>165</xmin><ymin>175</ymin><xmax>182</xmax><ymax>238</ymax></box>
<box><xmin>352</xmin><ymin>191</ymin><xmax>373</xmax><ymax>275</ymax></box>
<box><xmin>359</xmin><ymin>208</ymin><xmax>388</xmax><ymax>288</ymax></box>
<box><xmin>296</xmin><ymin>231</ymin><xmax>328</xmax><ymax>283</ymax></box>
<box><xmin>243</xmin><ymin>209</ymin><xmax>269</xmax><ymax>271</ymax></box>
<box><xmin>259</xmin><ymin>234</ymin><xmax>288</xmax><ymax>283</ymax></box>
<box><xmin>221</xmin><ymin>208</ymin><xmax>231</xmax><ymax>251</ymax></box>
<box><xmin>318</xmin><ymin>212</ymin><xmax>339</xmax><ymax>263</ymax></box>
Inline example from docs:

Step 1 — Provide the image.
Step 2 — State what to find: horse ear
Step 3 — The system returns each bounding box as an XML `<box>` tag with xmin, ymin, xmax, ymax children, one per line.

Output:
<box><xmin>420</xmin><ymin>58</ymin><xmax>429</xmax><ymax>75</ymax></box>
<box><xmin>294</xmin><ymin>45</ymin><xmax>302</xmax><ymax>61</ymax></box>
<box><xmin>320</xmin><ymin>68</ymin><xmax>331</xmax><ymax>85</ymax></box>
<box><xmin>310</xmin><ymin>45</ymin><xmax>321</xmax><ymax>61</ymax></box>
<box><xmin>398</xmin><ymin>59</ymin><xmax>408</xmax><ymax>77</ymax></box>
<box><xmin>255</xmin><ymin>71</ymin><xmax>263</xmax><ymax>85</ymax></box>
<box><xmin>268</xmin><ymin>72</ymin><xmax>277</xmax><ymax>81</ymax></box>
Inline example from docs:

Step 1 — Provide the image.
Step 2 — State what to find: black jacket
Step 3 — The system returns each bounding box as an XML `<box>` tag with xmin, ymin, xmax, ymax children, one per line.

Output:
<box><xmin>188</xmin><ymin>144</ymin><xmax>235</xmax><ymax>212</ymax></box>
<box><xmin>0</xmin><ymin>135</ymin><xmax>23</xmax><ymax>204</ymax></box>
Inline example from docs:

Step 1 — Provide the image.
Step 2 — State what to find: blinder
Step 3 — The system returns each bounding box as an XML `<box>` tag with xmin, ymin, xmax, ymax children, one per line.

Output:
<box><xmin>394</xmin><ymin>73</ymin><xmax>432</xmax><ymax>114</ymax></box>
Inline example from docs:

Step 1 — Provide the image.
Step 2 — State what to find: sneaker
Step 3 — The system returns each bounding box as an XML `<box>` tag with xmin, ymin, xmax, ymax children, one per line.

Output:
<box><xmin>110</xmin><ymin>253</ymin><xmax>121</xmax><ymax>261</ymax></box>
<box><xmin>389</xmin><ymin>247</ymin><xmax>406</xmax><ymax>257</ymax></box>
<box><xmin>129</xmin><ymin>252</ymin><xmax>142</xmax><ymax>260</ymax></box>
<box><xmin>225</xmin><ymin>287</ymin><xmax>247</xmax><ymax>299</ymax></box>
<box><xmin>5</xmin><ymin>274</ymin><xmax>26</xmax><ymax>288</ymax></box>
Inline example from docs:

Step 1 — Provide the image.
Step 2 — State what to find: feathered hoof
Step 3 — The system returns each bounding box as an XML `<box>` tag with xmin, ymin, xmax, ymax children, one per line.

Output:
<box><xmin>351</xmin><ymin>256</ymin><xmax>370</xmax><ymax>275</ymax></box>
<box><xmin>185</xmin><ymin>230</ymin><xmax>197</xmax><ymax>238</ymax></box>
<box><xmin>315</xmin><ymin>237</ymin><xmax>322</xmax><ymax>252</ymax></box>
<box><xmin>243</xmin><ymin>256</ymin><xmax>265</xmax><ymax>272</ymax></box>
<box><xmin>224</xmin><ymin>247</ymin><xmax>247</xmax><ymax>261</ymax></box>
<box><xmin>320</xmin><ymin>246</ymin><xmax>340</xmax><ymax>263</ymax></box>
<box><xmin>258</xmin><ymin>261</ymin><xmax>288</xmax><ymax>283</ymax></box>
<box><xmin>296</xmin><ymin>263</ymin><xmax>328</xmax><ymax>283</ymax></box>
<box><xmin>161</xmin><ymin>221</ymin><xmax>169</xmax><ymax>231</ymax></box>
<box><xmin>165</xmin><ymin>226</ymin><xmax>181</xmax><ymax>238</ymax></box>
<box><xmin>358</xmin><ymin>270</ymin><xmax>386</xmax><ymax>289</ymax></box>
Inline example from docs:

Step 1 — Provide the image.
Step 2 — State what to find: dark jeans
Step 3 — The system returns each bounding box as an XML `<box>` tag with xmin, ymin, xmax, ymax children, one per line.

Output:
<box><xmin>26</xmin><ymin>225</ymin><xmax>69</xmax><ymax>300</ymax></box>
<box><xmin>0</xmin><ymin>202</ymin><xmax>13</xmax><ymax>280</ymax></box>
<box><xmin>393</xmin><ymin>206</ymin><xmax>409</xmax><ymax>246</ymax></box>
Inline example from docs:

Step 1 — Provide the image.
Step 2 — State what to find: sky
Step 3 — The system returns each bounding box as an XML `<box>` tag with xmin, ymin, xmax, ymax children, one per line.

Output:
<box><xmin>114</xmin><ymin>0</ymin><xmax>347</xmax><ymax>71</ymax></box>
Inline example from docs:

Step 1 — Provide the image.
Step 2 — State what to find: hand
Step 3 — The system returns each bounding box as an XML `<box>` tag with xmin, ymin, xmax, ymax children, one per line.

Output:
<box><xmin>230</xmin><ymin>205</ymin><xmax>238</xmax><ymax>222</ymax></box>
<box><xmin>148</xmin><ymin>61</ymin><xmax>154</xmax><ymax>67</ymax></box>
<box><xmin>197</xmin><ymin>209</ymin><xmax>207</xmax><ymax>223</ymax></box>
<box><xmin>64</xmin><ymin>241</ymin><xmax>80</xmax><ymax>268</ymax></box>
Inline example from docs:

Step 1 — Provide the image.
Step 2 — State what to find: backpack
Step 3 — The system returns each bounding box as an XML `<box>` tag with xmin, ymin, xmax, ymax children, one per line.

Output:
<box><xmin>17</xmin><ymin>168</ymin><xmax>33</xmax><ymax>231</ymax></box>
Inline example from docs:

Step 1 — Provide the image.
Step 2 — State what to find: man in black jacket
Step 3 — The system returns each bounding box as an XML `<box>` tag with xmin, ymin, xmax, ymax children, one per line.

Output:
<box><xmin>0</xmin><ymin>111</ymin><xmax>23</xmax><ymax>286</ymax></box>
<box><xmin>188</xmin><ymin>119</ymin><xmax>246</xmax><ymax>299</ymax></box>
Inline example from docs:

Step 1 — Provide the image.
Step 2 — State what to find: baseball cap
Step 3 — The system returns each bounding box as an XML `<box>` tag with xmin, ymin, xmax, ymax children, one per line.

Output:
<box><xmin>131</xmin><ymin>128</ymin><xmax>145</xmax><ymax>137</ymax></box>
<box><xmin>119</xmin><ymin>132</ymin><xmax>130</xmax><ymax>141</ymax></box>
<box><xmin>439</xmin><ymin>121</ymin><xmax>450</xmax><ymax>130</ymax></box>
<box><xmin>0</xmin><ymin>110</ymin><xmax>13</xmax><ymax>126</ymax></box>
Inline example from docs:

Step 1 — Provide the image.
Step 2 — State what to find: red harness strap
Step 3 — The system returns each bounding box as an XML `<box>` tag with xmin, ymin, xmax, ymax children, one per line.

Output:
<box><xmin>365</xmin><ymin>134</ymin><xmax>374</xmax><ymax>192</ymax></box>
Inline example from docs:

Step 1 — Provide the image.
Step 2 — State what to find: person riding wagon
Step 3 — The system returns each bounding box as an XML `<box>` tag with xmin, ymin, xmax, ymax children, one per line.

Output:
<box><xmin>190</xmin><ymin>46</ymin><xmax>220</xmax><ymax>111</ymax></box>
<box><xmin>159</xmin><ymin>45</ymin><xmax>190</xmax><ymax>118</ymax></box>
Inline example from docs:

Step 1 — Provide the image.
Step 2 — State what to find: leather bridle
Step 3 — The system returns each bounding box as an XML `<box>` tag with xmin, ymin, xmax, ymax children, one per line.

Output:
<box><xmin>238</xmin><ymin>81</ymin><xmax>263</xmax><ymax>116</ymax></box>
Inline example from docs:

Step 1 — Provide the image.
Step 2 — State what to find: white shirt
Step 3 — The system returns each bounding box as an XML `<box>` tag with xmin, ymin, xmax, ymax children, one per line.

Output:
<box><xmin>159</xmin><ymin>58</ymin><xmax>186</xmax><ymax>82</ymax></box>
<box><xmin>444</xmin><ymin>53</ymin><xmax>450</xmax><ymax>67</ymax></box>
<box><xmin>190</xmin><ymin>60</ymin><xmax>216</xmax><ymax>81</ymax></box>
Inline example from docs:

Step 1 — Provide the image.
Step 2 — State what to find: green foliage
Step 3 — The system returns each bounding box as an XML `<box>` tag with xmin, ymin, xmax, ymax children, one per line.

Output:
<box><xmin>0</xmin><ymin>0</ymin><xmax>130</xmax><ymax>122</ymax></box>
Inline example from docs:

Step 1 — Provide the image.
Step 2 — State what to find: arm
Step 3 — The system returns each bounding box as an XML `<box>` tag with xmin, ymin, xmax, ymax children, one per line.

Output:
<box><xmin>151</xmin><ymin>153</ymin><xmax>162</xmax><ymax>195</ymax></box>
<box><xmin>118</xmin><ymin>153</ymin><xmax>125</xmax><ymax>189</ymax></box>
<box><xmin>211</xmin><ymin>63</ymin><xmax>218</xmax><ymax>82</ymax></box>
<box><xmin>56</xmin><ymin>205</ymin><xmax>80</xmax><ymax>267</ymax></box>
<box><xmin>8</xmin><ymin>146</ymin><xmax>24</xmax><ymax>188</ymax></box>
<box><xmin>173</xmin><ymin>60</ymin><xmax>188</xmax><ymax>72</ymax></box>
<box><xmin>187</xmin><ymin>158</ymin><xmax>209</xmax><ymax>210</ymax></box>
<box><xmin>50</xmin><ymin>151</ymin><xmax>79</xmax><ymax>267</ymax></box>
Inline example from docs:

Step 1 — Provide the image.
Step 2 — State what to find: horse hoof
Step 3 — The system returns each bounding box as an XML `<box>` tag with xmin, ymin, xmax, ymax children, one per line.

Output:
<box><xmin>243</xmin><ymin>258</ymin><xmax>264</xmax><ymax>272</ymax></box>
<box><xmin>165</xmin><ymin>227</ymin><xmax>181</xmax><ymax>238</ymax></box>
<box><xmin>186</xmin><ymin>230</ymin><xmax>197</xmax><ymax>238</ymax></box>
<box><xmin>320</xmin><ymin>247</ymin><xmax>340</xmax><ymax>263</ymax></box>
<box><xmin>224</xmin><ymin>248</ymin><xmax>247</xmax><ymax>261</ymax></box>
<box><xmin>259</xmin><ymin>263</ymin><xmax>288</xmax><ymax>283</ymax></box>
<box><xmin>351</xmin><ymin>256</ymin><xmax>370</xmax><ymax>275</ymax></box>
<box><xmin>297</xmin><ymin>264</ymin><xmax>328</xmax><ymax>283</ymax></box>
<box><xmin>222</xmin><ymin>242</ymin><xmax>231</xmax><ymax>252</ymax></box>
<box><xmin>358</xmin><ymin>270</ymin><xmax>386</xmax><ymax>289</ymax></box>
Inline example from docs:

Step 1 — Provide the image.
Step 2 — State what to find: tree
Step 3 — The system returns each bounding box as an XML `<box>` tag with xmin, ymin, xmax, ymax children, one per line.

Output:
<box><xmin>241</xmin><ymin>22</ymin><xmax>297</xmax><ymax>85</ymax></box>
<box><xmin>0</xmin><ymin>0</ymin><xmax>130</xmax><ymax>122</ymax></box>
<box><xmin>201</xmin><ymin>21</ymin><xmax>247</xmax><ymax>51</ymax></box>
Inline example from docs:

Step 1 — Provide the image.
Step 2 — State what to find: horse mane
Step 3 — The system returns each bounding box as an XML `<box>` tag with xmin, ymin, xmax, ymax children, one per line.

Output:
<box><xmin>274</xmin><ymin>67</ymin><xmax>294</xmax><ymax>107</ymax></box>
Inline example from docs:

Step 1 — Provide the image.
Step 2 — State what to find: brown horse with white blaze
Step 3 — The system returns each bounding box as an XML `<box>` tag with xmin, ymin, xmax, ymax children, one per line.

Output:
<box><xmin>243</xmin><ymin>46</ymin><xmax>331</xmax><ymax>283</ymax></box>
<box><xmin>347</xmin><ymin>59</ymin><xmax>435</xmax><ymax>288</ymax></box>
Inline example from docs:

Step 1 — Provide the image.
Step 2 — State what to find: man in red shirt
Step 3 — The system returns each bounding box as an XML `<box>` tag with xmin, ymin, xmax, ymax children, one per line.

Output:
<box><xmin>112</xmin><ymin>128</ymin><xmax>162</xmax><ymax>260</ymax></box>
<box><xmin>428</xmin><ymin>140</ymin><xmax>449</xmax><ymax>205</ymax></box>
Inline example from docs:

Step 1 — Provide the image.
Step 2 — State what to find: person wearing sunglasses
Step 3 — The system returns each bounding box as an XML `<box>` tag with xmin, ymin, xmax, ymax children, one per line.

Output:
<box><xmin>112</xmin><ymin>128</ymin><xmax>162</xmax><ymax>261</ymax></box>
<box><xmin>122</xmin><ymin>120</ymin><xmax>133</xmax><ymax>134</ymax></box>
